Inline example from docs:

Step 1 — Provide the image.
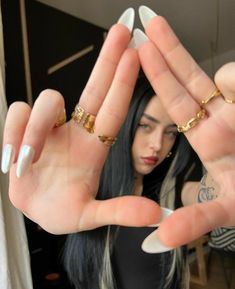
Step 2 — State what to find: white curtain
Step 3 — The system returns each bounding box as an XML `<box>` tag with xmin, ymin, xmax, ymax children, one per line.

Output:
<box><xmin>0</xmin><ymin>5</ymin><xmax>33</xmax><ymax>289</ymax></box>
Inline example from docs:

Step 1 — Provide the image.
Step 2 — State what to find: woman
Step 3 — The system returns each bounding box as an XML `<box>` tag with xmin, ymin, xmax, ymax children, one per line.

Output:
<box><xmin>64</xmin><ymin>75</ymin><xmax>202</xmax><ymax>289</ymax></box>
<box><xmin>1</xmin><ymin>5</ymin><xmax>235</xmax><ymax>289</ymax></box>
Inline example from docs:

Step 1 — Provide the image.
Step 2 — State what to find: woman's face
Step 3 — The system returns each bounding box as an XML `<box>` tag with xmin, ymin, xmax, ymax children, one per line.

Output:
<box><xmin>132</xmin><ymin>95</ymin><xmax>178</xmax><ymax>176</ymax></box>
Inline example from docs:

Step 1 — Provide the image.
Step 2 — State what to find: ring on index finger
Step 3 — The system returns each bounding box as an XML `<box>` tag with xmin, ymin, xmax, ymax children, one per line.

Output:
<box><xmin>177</xmin><ymin>108</ymin><xmax>207</xmax><ymax>133</ymax></box>
<box><xmin>71</xmin><ymin>105</ymin><xmax>96</xmax><ymax>133</ymax></box>
<box><xmin>201</xmin><ymin>87</ymin><xmax>221</xmax><ymax>106</ymax></box>
<box><xmin>201</xmin><ymin>86</ymin><xmax>235</xmax><ymax>105</ymax></box>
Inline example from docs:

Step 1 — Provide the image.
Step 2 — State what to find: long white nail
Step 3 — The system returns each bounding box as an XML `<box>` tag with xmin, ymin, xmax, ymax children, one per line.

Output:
<box><xmin>1</xmin><ymin>144</ymin><xmax>14</xmax><ymax>173</ymax></box>
<box><xmin>117</xmin><ymin>7</ymin><xmax>135</xmax><ymax>32</ymax></box>
<box><xmin>139</xmin><ymin>6</ymin><xmax>158</xmax><ymax>28</ymax></box>
<box><xmin>142</xmin><ymin>231</ymin><xmax>173</xmax><ymax>253</ymax></box>
<box><xmin>16</xmin><ymin>145</ymin><xmax>35</xmax><ymax>178</ymax></box>
<box><xmin>131</xmin><ymin>29</ymin><xmax>149</xmax><ymax>48</ymax></box>
<box><xmin>148</xmin><ymin>207</ymin><xmax>173</xmax><ymax>227</ymax></box>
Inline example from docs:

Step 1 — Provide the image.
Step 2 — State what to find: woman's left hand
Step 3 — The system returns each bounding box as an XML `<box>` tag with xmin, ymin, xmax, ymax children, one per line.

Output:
<box><xmin>137</xmin><ymin>10</ymin><xmax>235</xmax><ymax>250</ymax></box>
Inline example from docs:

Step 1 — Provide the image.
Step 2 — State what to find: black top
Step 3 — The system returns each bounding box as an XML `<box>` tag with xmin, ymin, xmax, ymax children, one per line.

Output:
<box><xmin>111</xmin><ymin>153</ymin><xmax>203</xmax><ymax>289</ymax></box>
<box><xmin>112</xmin><ymin>226</ymin><xmax>175</xmax><ymax>289</ymax></box>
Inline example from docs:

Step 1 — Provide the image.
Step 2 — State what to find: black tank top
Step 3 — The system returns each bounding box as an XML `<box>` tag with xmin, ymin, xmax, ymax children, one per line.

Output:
<box><xmin>112</xmin><ymin>226</ymin><xmax>175</xmax><ymax>289</ymax></box>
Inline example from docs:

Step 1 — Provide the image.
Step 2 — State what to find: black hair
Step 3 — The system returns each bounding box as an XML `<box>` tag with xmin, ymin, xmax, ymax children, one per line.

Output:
<box><xmin>64</xmin><ymin>75</ymin><xmax>192</xmax><ymax>289</ymax></box>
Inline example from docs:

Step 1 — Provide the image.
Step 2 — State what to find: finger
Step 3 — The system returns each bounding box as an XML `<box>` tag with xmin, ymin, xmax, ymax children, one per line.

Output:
<box><xmin>78</xmin><ymin>23</ymin><xmax>132</xmax><ymax>115</ymax></box>
<box><xmin>144</xmin><ymin>16</ymin><xmax>217</xmax><ymax>104</ymax></box>
<box><xmin>154</xmin><ymin>199</ymin><xmax>235</xmax><ymax>248</ymax></box>
<box><xmin>146</xmin><ymin>197</ymin><xmax>235</xmax><ymax>252</ymax></box>
<box><xmin>95</xmin><ymin>48</ymin><xmax>140</xmax><ymax>148</ymax></box>
<box><xmin>139</xmin><ymin>41</ymin><xmax>203</xmax><ymax>129</ymax></box>
<box><xmin>1</xmin><ymin>102</ymin><xmax>31</xmax><ymax>173</ymax></box>
<box><xmin>215</xmin><ymin>62</ymin><xmax>235</xmax><ymax>102</ymax></box>
<box><xmin>80</xmin><ymin>196</ymin><xmax>161</xmax><ymax>230</ymax></box>
<box><xmin>16</xmin><ymin>89</ymin><xmax>65</xmax><ymax>177</ymax></box>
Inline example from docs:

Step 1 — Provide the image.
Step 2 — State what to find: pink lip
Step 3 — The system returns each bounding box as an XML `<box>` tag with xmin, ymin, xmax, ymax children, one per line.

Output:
<box><xmin>141</xmin><ymin>156</ymin><xmax>159</xmax><ymax>165</ymax></box>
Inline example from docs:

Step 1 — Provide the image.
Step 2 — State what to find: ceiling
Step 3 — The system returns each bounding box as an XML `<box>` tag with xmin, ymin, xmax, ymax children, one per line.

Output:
<box><xmin>37</xmin><ymin>0</ymin><xmax>235</xmax><ymax>75</ymax></box>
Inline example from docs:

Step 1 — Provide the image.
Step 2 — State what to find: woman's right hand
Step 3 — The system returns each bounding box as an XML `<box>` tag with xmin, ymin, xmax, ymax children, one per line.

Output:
<box><xmin>1</xmin><ymin>8</ymin><xmax>161</xmax><ymax>234</ymax></box>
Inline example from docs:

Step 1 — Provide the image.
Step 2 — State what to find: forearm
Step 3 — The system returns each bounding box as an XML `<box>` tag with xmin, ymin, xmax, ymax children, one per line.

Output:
<box><xmin>197</xmin><ymin>172</ymin><xmax>220</xmax><ymax>203</ymax></box>
<box><xmin>181</xmin><ymin>172</ymin><xmax>220</xmax><ymax>206</ymax></box>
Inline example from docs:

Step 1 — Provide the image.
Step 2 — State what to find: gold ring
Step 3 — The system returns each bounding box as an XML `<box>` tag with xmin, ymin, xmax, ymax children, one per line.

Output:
<box><xmin>177</xmin><ymin>108</ymin><xmax>206</xmax><ymax>133</ymax></box>
<box><xmin>72</xmin><ymin>105</ymin><xmax>96</xmax><ymax>133</ymax></box>
<box><xmin>55</xmin><ymin>109</ymin><xmax>67</xmax><ymax>127</ymax></box>
<box><xmin>201</xmin><ymin>87</ymin><xmax>221</xmax><ymax>105</ymax></box>
<box><xmin>98</xmin><ymin>135</ymin><xmax>117</xmax><ymax>146</ymax></box>
<box><xmin>223</xmin><ymin>96</ymin><xmax>235</xmax><ymax>104</ymax></box>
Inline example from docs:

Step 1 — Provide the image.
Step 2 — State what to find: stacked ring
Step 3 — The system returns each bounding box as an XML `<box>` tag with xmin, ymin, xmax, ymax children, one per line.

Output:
<box><xmin>98</xmin><ymin>135</ymin><xmax>117</xmax><ymax>147</ymax></box>
<box><xmin>72</xmin><ymin>105</ymin><xmax>96</xmax><ymax>133</ymax></box>
<box><xmin>177</xmin><ymin>108</ymin><xmax>206</xmax><ymax>133</ymax></box>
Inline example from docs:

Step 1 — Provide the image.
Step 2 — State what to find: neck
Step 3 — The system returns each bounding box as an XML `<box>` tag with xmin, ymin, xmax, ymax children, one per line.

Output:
<box><xmin>133</xmin><ymin>173</ymin><xmax>143</xmax><ymax>196</ymax></box>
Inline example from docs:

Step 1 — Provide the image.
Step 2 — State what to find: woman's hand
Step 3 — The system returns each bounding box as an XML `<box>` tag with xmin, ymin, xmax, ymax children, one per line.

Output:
<box><xmin>1</xmin><ymin>10</ymin><xmax>161</xmax><ymax>234</ymax></box>
<box><xmin>137</xmin><ymin>7</ymin><xmax>235</xmax><ymax>251</ymax></box>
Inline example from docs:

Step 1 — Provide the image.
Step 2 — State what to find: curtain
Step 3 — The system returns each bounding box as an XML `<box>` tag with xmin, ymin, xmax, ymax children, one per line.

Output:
<box><xmin>0</xmin><ymin>5</ymin><xmax>33</xmax><ymax>289</ymax></box>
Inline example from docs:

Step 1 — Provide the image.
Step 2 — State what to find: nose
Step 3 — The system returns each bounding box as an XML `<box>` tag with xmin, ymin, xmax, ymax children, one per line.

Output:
<box><xmin>149</xmin><ymin>130</ymin><xmax>164</xmax><ymax>152</ymax></box>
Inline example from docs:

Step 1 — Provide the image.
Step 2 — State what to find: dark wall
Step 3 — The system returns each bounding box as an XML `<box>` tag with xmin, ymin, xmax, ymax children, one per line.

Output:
<box><xmin>1</xmin><ymin>1</ymin><xmax>106</xmax><ymax>288</ymax></box>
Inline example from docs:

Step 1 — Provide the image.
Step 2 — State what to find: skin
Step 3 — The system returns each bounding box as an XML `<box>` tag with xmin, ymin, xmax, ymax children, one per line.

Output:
<box><xmin>2</xmin><ymin>15</ymin><xmax>235</xmax><ymax>249</ymax></box>
<box><xmin>132</xmin><ymin>95</ymin><xmax>177</xmax><ymax>194</ymax></box>
<box><xmin>139</xmin><ymin>16</ymin><xmax>235</xmax><ymax>247</ymax></box>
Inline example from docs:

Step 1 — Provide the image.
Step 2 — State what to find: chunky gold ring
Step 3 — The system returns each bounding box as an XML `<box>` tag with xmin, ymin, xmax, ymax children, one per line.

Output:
<box><xmin>71</xmin><ymin>105</ymin><xmax>96</xmax><ymax>133</ymax></box>
<box><xmin>201</xmin><ymin>87</ymin><xmax>221</xmax><ymax>105</ymax></box>
<box><xmin>98</xmin><ymin>135</ymin><xmax>117</xmax><ymax>147</ymax></box>
<box><xmin>55</xmin><ymin>109</ymin><xmax>67</xmax><ymax>127</ymax></box>
<box><xmin>177</xmin><ymin>108</ymin><xmax>206</xmax><ymax>133</ymax></box>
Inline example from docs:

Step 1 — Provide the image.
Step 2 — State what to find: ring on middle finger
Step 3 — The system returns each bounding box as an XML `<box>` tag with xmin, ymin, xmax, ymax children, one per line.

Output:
<box><xmin>71</xmin><ymin>105</ymin><xmax>96</xmax><ymax>133</ymax></box>
<box><xmin>177</xmin><ymin>108</ymin><xmax>207</xmax><ymax>133</ymax></box>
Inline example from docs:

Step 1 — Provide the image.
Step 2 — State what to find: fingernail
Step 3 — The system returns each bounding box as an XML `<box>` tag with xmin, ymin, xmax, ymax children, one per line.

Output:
<box><xmin>132</xmin><ymin>29</ymin><xmax>149</xmax><ymax>48</ymax></box>
<box><xmin>16</xmin><ymin>145</ymin><xmax>35</xmax><ymax>178</ymax></box>
<box><xmin>148</xmin><ymin>207</ymin><xmax>173</xmax><ymax>227</ymax></box>
<box><xmin>139</xmin><ymin>5</ymin><xmax>158</xmax><ymax>28</ymax></box>
<box><xmin>128</xmin><ymin>36</ymin><xmax>135</xmax><ymax>48</ymax></box>
<box><xmin>117</xmin><ymin>7</ymin><xmax>135</xmax><ymax>32</ymax></box>
<box><xmin>142</xmin><ymin>230</ymin><xmax>173</xmax><ymax>253</ymax></box>
<box><xmin>1</xmin><ymin>144</ymin><xmax>14</xmax><ymax>173</ymax></box>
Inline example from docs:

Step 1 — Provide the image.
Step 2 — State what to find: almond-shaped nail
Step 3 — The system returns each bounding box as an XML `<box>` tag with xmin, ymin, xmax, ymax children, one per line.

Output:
<box><xmin>148</xmin><ymin>207</ymin><xmax>173</xmax><ymax>227</ymax></box>
<box><xmin>141</xmin><ymin>230</ymin><xmax>173</xmax><ymax>253</ymax></box>
<box><xmin>132</xmin><ymin>29</ymin><xmax>149</xmax><ymax>48</ymax></box>
<box><xmin>117</xmin><ymin>7</ymin><xmax>135</xmax><ymax>32</ymax></box>
<box><xmin>139</xmin><ymin>5</ymin><xmax>158</xmax><ymax>29</ymax></box>
<box><xmin>16</xmin><ymin>145</ymin><xmax>35</xmax><ymax>178</ymax></box>
<box><xmin>1</xmin><ymin>144</ymin><xmax>14</xmax><ymax>173</ymax></box>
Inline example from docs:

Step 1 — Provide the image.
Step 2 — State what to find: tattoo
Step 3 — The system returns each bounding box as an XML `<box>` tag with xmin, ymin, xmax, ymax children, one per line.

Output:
<box><xmin>198</xmin><ymin>172</ymin><xmax>218</xmax><ymax>203</ymax></box>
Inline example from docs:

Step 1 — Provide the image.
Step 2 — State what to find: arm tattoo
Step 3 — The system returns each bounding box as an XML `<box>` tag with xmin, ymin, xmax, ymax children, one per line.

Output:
<box><xmin>198</xmin><ymin>172</ymin><xmax>218</xmax><ymax>203</ymax></box>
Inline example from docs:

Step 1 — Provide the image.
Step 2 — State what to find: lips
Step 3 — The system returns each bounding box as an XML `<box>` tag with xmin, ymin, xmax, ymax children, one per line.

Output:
<box><xmin>141</xmin><ymin>156</ymin><xmax>159</xmax><ymax>165</ymax></box>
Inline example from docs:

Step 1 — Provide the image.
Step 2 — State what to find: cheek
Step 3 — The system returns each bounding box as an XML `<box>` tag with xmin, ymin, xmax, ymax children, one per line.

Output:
<box><xmin>132</xmin><ymin>134</ymin><xmax>144</xmax><ymax>158</ymax></box>
<box><xmin>162</xmin><ymin>138</ymin><xmax>176</xmax><ymax>155</ymax></box>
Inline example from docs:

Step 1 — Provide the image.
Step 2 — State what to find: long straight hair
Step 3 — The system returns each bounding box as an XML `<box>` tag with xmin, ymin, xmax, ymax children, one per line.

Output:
<box><xmin>64</xmin><ymin>75</ymin><xmax>191</xmax><ymax>289</ymax></box>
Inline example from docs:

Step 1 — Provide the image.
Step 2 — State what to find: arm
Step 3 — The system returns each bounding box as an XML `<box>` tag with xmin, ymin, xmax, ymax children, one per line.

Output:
<box><xmin>182</xmin><ymin>172</ymin><xmax>220</xmax><ymax>206</ymax></box>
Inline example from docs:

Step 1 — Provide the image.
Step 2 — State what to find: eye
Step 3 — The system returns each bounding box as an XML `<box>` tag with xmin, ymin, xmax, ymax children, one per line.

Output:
<box><xmin>138</xmin><ymin>122</ymin><xmax>151</xmax><ymax>132</ymax></box>
<box><xmin>165</xmin><ymin>130</ymin><xmax>178</xmax><ymax>139</ymax></box>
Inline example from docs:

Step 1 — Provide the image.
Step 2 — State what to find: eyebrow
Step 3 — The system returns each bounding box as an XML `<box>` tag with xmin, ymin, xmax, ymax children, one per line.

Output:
<box><xmin>142</xmin><ymin>113</ymin><xmax>177</xmax><ymax>129</ymax></box>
